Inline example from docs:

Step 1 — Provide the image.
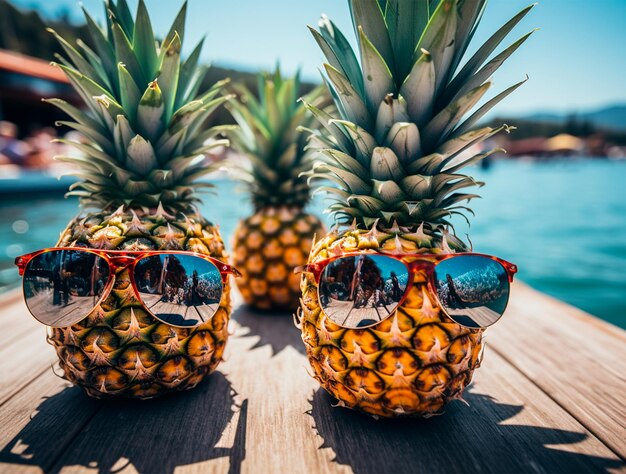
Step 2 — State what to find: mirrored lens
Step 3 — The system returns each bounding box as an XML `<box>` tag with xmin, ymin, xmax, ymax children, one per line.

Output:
<box><xmin>23</xmin><ymin>249</ymin><xmax>110</xmax><ymax>327</ymax></box>
<box><xmin>318</xmin><ymin>255</ymin><xmax>409</xmax><ymax>329</ymax></box>
<box><xmin>434</xmin><ymin>255</ymin><xmax>510</xmax><ymax>328</ymax></box>
<box><xmin>134</xmin><ymin>254</ymin><xmax>222</xmax><ymax>327</ymax></box>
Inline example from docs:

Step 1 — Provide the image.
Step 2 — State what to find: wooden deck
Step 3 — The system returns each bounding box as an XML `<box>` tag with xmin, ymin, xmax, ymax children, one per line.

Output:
<box><xmin>0</xmin><ymin>281</ymin><xmax>624</xmax><ymax>474</ymax></box>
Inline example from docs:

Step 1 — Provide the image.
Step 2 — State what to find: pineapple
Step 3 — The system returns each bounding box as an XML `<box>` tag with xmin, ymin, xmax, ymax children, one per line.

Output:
<box><xmin>44</xmin><ymin>0</ymin><xmax>233</xmax><ymax>399</ymax></box>
<box><xmin>298</xmin><ymin>0</ymin><xmax>535</xmax><ymax>417</ymax></box>
<box><xmin>227</xmin><ymin>69</ymin><xmax>326</xmax><ymax>311</ymax></box>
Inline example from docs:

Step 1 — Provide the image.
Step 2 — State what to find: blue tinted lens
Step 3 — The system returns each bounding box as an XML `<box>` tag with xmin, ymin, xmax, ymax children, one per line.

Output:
<box><xmin>434</xmin><ymin>255</ymin><xmax>509</xmax><ymax>328</ymax></box>
<box><xmin>134</xmin><ymin>254</ymin><xmax>222</xmax><ymax>327</ymax></box>
<box><xmin>318</xmin><ymin>255</ymin><xmax>409</xmax><ymax>328</ymax></box>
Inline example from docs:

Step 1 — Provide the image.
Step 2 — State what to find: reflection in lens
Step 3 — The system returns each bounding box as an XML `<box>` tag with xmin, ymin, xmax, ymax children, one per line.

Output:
<box><xmin>134</xmin><ymin>254</ymin><xmax>222</xmax><ymax>327</ymax></box>
<box><xmin>318</xmin><ymin>255</ymin><xmax>409</xmax><ymax>328</ymax></box>
<box><xmin>23</xmin><ymin>249</ymin><xmax>110</xmax><ymax>327</ymax></box>
<box><xmin>434</xmin><ymin>255</ymin><xmax>509</xmax><ymax>328</ymax></box>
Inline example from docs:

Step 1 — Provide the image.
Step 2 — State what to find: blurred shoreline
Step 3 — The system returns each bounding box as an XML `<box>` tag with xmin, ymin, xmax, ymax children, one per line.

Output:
<box><xmin>1</xmin><ymin>159</ymin><xmax>625</xmax><ymax>330</ymax></box>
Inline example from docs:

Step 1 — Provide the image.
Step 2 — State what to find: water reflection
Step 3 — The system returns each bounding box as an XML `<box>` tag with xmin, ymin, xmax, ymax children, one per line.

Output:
<box><xmin>135</xmin><ymin>254</ymin><xmax>222</xmax><ymax>327</ymax></box>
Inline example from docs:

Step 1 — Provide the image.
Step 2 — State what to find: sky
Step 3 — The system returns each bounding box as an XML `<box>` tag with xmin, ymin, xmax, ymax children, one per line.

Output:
<box><xmin>10</xmin><ymin>0</ymin><xmax>626</xmax><ymax>116</ymax></box>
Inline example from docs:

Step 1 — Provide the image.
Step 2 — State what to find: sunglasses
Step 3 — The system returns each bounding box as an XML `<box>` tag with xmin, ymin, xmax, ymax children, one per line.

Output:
<box><xmin>296</xmin><ymin>252</ymin><xmax>517</xmax><ymax>329</ymax></box>
<box><xmin>15</xmin><ymin>248</ymin><xmax>241</xmax><ymax>328</ymax></box>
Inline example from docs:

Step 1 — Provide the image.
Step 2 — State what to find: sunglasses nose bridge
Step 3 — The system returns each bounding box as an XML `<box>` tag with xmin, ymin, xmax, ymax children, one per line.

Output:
<box><xmin>108</xmin><ymin>256</ymin><xmax>136</xmax><ymax>269</ymax></box>
<box><xmin>406</xmin><ymin>260</ymin><xmax>432</xmax><ymax>273</ymax></box>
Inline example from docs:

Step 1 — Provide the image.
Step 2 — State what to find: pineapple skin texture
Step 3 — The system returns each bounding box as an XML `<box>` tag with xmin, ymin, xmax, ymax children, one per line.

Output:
<box><xmin>233</xmin><ymin>206</ymin><xmax>324</xmax><ymax>311</ymax></box>
<box><xmin>299</xmin><ymin>228</ymin><xmax>484</xmax><ymax>418</ymax></box>
<box><xmin>48</xmin><ymin>208</ymin><xmax>231</xmax><ymax>399</ymax></box>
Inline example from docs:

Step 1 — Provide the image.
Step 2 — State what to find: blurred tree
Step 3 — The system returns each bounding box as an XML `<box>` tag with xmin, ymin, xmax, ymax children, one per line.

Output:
<box><xmin>0</xmin><ymin>0</ymin><xmax>318</xmax><ymax>127</ymax></box>
<box><xmin>0</xmin><ymin>0</ymin><xmax>93</xmax><ymax>59</ymax></box>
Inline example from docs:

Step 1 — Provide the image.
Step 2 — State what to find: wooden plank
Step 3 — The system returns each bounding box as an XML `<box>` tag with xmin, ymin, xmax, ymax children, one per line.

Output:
<box><xmin>488</xmin><ymin>282</ymin><xmax>626</xmax><ymax>459</ymax></box>
<box><xmin>221</xmin><ymin>299</ymin><xmax>623</xmax><ymax>474</ymax></box>
<box><xmin>0</xmin><ymin>288</ymin><xmax>623</xmax><ymax>473</ymax></box>
<box><xmin>222</xmin><ymin>307</ymin><xmax>342</xmax><ymax>474</ymax></box>
<box><xmin>46</xmin><ymin>372</ymin><xmax>244</xmax><ymax>474</ymax></box>
<box><xmin>0</xmin><ymin>292</ymin><xmax>246</xmax><ymax>474</ymax></box>
<box><xmin>308</xmin><ymin>350</ymin><xmax>624</xmax><ymax>474</ymax></box>
<box><xmin>0</xmin><ymin>293</ymin><xmax>57</xmax><ymax>406</ymax></box>
<box><xmin>0</xmin><ymin>363</ymin><xmax>244</xmax><ymax>474</ymax></box>
<box><xmin>0</xmin><ymin>370</ymin><xmax>102</xmax><ymax>473</ymax></box>
<box><xmin>0</xmin><ymin>325</ymin><xmax>56</xmax><ymax>406</ymax></box>
<box><xmin>0</xmin><ymin>292</ymin><xmax>40</xmax><ymax>347</ymax></box>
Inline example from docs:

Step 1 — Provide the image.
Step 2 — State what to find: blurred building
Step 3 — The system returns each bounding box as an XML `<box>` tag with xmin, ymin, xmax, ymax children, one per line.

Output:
<box><xmin>0</xmin><ymin>49</ymin><xmax>78</xmax><ymax>137</ymax></box>
<box><xmin>545</xmin><ymin>134</ymin><xmax>585</xmax><ymax>156</ymax></box>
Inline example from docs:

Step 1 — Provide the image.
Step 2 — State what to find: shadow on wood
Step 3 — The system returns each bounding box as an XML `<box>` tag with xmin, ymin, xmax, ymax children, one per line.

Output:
<box><xmin>232</xmin><ymin>305</ymin><xmax>306</xmax><ymax>356</ymax></box>
<box><xmin>0</xmin><ymin>371</ymin><xmax>247</xmax><ymax>473</ymax></box>
<box><xmin>308</xmin><ymin>387</ymin><xmax>624</xmax><ymax>474</ymax></box>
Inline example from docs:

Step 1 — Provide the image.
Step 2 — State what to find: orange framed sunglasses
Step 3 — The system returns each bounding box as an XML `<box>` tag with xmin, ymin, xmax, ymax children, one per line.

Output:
<box><xmin>296</xmin><ymin>252</ymin><xmax>517</xmax><ymax>329</ymax></box>
<box><xmin>15</xmin><ymin>248</ymin><xmax>241</xmax><ymax>328</ymax></box>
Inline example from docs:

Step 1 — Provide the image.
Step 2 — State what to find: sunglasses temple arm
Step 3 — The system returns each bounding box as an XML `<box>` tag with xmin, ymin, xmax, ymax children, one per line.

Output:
<box><xmin>218</xmin><ymin>263</ymin><xmax>242</xmax><ymax>278</ymax></box>
<box><xmin>14</xmin><ymin>255</ymin><xmax>30</xmax><ymax>276</ymax></box>
<box><xmin>293</xmin><ymin>264</ymin><xmax>308</xmax><ymax>274</ymax></box>
<box><xmin>507</xmin><ymin>263</ymin><xmax>518</xmax><ymax>283</ymax></box>
<box><xmin>294</xmin><ymin>264</ymin><xmax>324</xmax><ymax>285</ymax></box>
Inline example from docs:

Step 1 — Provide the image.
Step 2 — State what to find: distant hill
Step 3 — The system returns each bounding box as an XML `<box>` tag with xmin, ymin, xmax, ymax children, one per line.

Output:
<box><xmin>525</xmin><ymin>105</ymin><xmax>626</xmax><ymax>132</ymax></box>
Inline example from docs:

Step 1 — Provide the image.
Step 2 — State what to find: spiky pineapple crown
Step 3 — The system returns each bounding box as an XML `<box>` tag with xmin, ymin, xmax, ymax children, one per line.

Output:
<box><xmin>225</xmin><ymin>67</ymin><xmax>326</xmax><ymax>210</ymax></box>
<box><xmin>48</xmin><ymin>0</ymin><xmax>231</xmax><ymax>212</ymax></box>
<box><xmin>306</xmin><ymin>0</ymin><xmax>535</xmax><ymax>231</ymax></box>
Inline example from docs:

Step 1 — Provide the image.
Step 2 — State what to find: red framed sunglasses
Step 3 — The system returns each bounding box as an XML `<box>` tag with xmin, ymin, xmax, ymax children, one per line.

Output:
<box><xmin>296</xmin><ymin>252</ymin><xmax>517</xmax><ymax>329</ymax></box>
<box><xmin>15</xmin><ymin>248</ymin><xmax>241</xmax><ymax>328</ymax></box>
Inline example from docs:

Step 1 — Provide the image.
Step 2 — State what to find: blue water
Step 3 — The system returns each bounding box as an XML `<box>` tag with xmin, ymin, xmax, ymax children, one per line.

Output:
<box><xmin>1</xmin><ymin>159</ymin><xmax>625</xmax><ymax>328</ymax></box>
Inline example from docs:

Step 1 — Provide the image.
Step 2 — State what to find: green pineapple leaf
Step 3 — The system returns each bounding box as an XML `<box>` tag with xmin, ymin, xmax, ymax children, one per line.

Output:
<box><xmin>133</xmin><ymin>0</ymin><xmax>159</xmax><ymax>81</ymax></box>
<box><xmin>358</xmin><ymin>26</ymin><xmax>394</xmax><ymax>112</ymax></box>
<box><xmin>349</xmin><ymin>0</ymin><xmax>394</xmax><ymax>73</ymax></box>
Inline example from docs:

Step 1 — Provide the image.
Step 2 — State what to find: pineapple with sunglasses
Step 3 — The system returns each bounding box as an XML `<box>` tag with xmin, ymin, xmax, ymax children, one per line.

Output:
<box><xmin>297</xmin><ymin>0</ymin><xmax>534</xmax><ymax>417</ymax></box>
<box><xmin>16</xmin><ymin>0</ymin><xmax>237</xmax><ymax>399</ymax></box>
